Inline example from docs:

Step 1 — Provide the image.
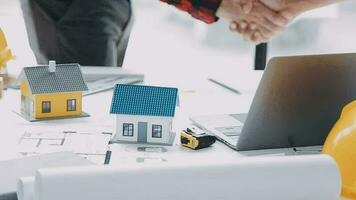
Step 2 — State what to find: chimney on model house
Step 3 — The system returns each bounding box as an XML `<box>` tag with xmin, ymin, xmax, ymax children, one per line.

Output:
<box><xmin>49</xmin><ymin>60</ymin><xmax>56</xmax><ymax>73</ymax></box>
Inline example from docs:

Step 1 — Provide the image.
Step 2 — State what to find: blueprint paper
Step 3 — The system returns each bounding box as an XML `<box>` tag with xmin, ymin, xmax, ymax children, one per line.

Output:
<box><xmin>18</xmin><ymin>130</ymin><xmax>112</xmax><ymax>164</ymax></box>
<box><xmin>33</xmin><ymin>155</ymin><xmax>340</xmax><ymax>200</ymax></box>
<box><xmin>17</xmin><ymin>177</ymin><xmax>34</xmax><ymax>200</ymax></box>
<box><xmin>0</xmin><ymin>152</ymin><xmax>93</xmax><ymax>200</ymax></box>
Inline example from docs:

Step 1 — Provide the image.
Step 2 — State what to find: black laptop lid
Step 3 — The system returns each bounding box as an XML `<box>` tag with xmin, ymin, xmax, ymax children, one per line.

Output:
<box><xmin>237</xmin><ymin>53</ymin><xmax>356</xmax><ymax>151</ymax></box>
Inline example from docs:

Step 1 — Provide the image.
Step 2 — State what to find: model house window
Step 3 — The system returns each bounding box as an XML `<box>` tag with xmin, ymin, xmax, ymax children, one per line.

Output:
<box><xmin>123</xmin><ymin>123</ymin><xmax>134</xmax><ymax>136</ymax></box>
<box><xmin>67</xmin><ymin>99</ymin><xmax>76</xmax><ymax>111</ymax></box>
<box><xmin>42</xmin><ymin>101</ymin><xmax>51</xmax><ymax>113</ymax></box>
<box><xmin>152</xmin><ymin>125</ymin><xmax>162</xmax><ymax>138</ymax></box>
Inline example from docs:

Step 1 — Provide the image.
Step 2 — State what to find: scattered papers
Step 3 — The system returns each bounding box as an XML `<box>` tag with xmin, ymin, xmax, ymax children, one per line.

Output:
<box><xmin>18</xmin><ymin>130</ymin><xmax>112</xmax><ymax>164</ymax></box>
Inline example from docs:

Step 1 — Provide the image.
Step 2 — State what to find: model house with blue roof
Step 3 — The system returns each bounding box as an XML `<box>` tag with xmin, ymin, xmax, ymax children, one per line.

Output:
<box><xmin>110</xmin><ymin>84</ymin><xmax>178</xmax><ymax>145</ymax></box>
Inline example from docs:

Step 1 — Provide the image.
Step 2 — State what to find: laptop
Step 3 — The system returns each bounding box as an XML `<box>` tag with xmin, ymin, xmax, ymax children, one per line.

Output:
<box><xmin>80</xmin><ymin>66</ymin><xmax>144</xmax><ymax>96</ymax></box>
<box><xmin>191</xmin><ymin>53</ymin><xmax>356</xmax><ymax>151</ymax></box>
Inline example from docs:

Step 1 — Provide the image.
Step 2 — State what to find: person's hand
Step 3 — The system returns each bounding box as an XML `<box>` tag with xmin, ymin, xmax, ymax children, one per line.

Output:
<box><xmin>230</xmin><ymin>0</ymin><xmax>333</xmax><ymax>43</ymax></box>
<box><xmin>231</xmin><ymin>0</ymin><xmax>294</xmax><ymax>43</ymax></box>
<box><xmin>259</xmin><ymin>0</ymin><xmax>341</xmax><ymax>18</ymax></box>
<box><xmin>229</xmin><ymin>0</ymin><xmax>293</xmax><ymax>43</ymax></box>
<box><xmin>258</xmin><ymin>0</ymin><xmax>308</xmax><ymax>20</ymax></box>
<box><xmin>216</xmin><ymin>0</ymin><xmax>289</xmax><ymax>44</ymax></box>
<box><xmin>216</xmin><ymin>0</ymin><xmax>254</xmax><ymax>19</ymax></box>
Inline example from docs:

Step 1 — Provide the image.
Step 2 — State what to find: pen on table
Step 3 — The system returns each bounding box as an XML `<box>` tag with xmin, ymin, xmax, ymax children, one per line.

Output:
<box><xmin>293</xmin><ymin>147</ymin><xmax>322</xmax><ymax>154</ymax></box>
<box><xmin>208</xmin><ymin>78</ymin><xmax>241</xmax><ymax>95</ymax></box>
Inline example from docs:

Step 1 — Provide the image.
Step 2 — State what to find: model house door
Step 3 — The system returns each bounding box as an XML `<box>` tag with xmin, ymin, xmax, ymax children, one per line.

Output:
<box><xmin>137</xmin><ymin>122</ymin><xmax>147</xmax><ymax>143</ymax></box>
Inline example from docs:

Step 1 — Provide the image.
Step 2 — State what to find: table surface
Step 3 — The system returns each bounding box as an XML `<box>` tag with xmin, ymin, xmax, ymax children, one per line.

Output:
<box><xmin>0</xmin><ymin>71</ymin><xmax>349</xmax><ymax>200</ymax></box>
<box><xmin>0</xmin><ymin>70</ymin><xmax>309</xmax><ymax>162</ymax></box>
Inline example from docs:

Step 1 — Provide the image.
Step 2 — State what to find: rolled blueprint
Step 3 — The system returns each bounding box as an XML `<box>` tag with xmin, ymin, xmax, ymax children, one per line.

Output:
<box><xmin>34</xmin><ymin>155</ymin><xmax>341</xmax><ymax>200</ymax></box>
<box><xmin>17</xmin><ymin>177</ymin><xmax>35</xmax><ymax>200</ymax></box>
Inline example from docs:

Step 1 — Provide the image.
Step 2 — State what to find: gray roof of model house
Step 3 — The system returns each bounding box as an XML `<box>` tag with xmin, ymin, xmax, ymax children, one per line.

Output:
<box><xmin>22</xmin><ymin>63</ymin><xmax>88</xmax><ymax>94</ymax></box>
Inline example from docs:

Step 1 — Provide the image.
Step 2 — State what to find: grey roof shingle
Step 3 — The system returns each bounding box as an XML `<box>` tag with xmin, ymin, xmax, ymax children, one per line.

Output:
<box><xmin>23</xmin><ymin>63</ymin><xmax>88</xmax><ymax>94</ymax></box>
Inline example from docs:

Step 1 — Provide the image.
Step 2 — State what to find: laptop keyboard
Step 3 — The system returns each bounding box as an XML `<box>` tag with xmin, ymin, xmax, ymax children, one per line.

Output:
<box><xmin>229</xmin><ymin>135</ymin><xmax>240</xmax><ymax>142</ymax></box>
<box><xmin>215</xmin><ymin>126</ymin><xmax>242</xmax><ymax>136</ymax></box>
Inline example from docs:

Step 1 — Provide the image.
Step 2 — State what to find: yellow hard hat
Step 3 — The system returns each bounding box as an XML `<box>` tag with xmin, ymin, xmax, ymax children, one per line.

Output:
<box><xmin>323</xmin><ymin>100</ymin><xmax>356</xmax><ymax>199</ymax></box>
<box><xmin>0</xmin><ymin>28</ymin><xmax>14</xmax><ymax>68</ymax></box>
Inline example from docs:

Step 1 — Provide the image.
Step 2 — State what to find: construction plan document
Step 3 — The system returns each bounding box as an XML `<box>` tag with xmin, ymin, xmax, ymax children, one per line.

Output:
<box><xmin>18</xmin><ymin>130</ymin><xmax>112</xmax><ymax>164</ymax></box>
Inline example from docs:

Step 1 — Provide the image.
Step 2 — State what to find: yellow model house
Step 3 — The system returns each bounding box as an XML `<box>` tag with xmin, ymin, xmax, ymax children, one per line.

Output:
<box><xmin>20</xmin><ymin>61</ymin><xmax>89</xmax><ymax>121</ymax></box>
<box><xmin>0</xmin><ymin>28</ymin><xmax>14</xmax><ymax>75</ymax></box>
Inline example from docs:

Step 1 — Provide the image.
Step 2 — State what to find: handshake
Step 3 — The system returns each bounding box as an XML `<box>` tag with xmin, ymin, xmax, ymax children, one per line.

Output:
<box><xmin>216</xmin><ymin>0</ymin><xmax>331</xmax><ymax>44</ymax></box>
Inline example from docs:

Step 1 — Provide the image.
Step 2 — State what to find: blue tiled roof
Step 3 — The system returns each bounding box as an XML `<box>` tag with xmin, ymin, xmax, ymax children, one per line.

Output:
<box><xmin>110</xmin><ymin>84</ymin><xmax>178</xmax><ymax>117</ymax></box>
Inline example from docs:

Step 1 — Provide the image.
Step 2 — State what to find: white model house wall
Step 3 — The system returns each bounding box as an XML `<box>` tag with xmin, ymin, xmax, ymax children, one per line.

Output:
<box><xmin>114</xmin><ymin>114</ymin><xmax>173</xmax><ymax>144</ymax></box>
<box><xmin>21</xmin><ymin>95</ymin><xmax>35</xmax><ymax>117</ymax></box>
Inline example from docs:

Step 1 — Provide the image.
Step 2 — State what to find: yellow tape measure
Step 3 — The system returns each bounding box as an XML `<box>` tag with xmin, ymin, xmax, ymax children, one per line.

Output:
<box><xmin>180</xmin><ymin>126</ymin><xmax>216</xmax><ymax>150</ymax></box>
